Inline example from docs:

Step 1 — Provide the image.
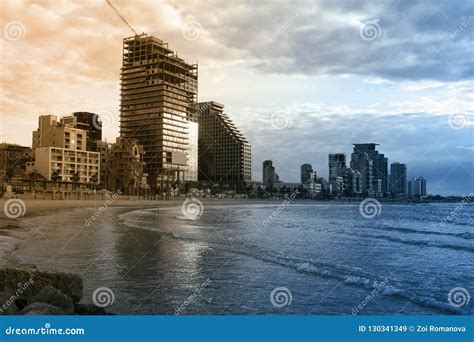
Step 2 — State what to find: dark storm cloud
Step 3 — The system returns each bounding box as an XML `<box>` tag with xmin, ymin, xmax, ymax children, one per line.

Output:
<box><xmin>195</xmin><ymin>0</ymin><xmax>473</xmax><ymax>81</ymax></box>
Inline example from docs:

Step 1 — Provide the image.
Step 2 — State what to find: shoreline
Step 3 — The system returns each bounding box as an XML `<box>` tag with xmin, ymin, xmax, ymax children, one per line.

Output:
<box><xmin>0</xmin><ymin>196</ymin><xmax>461</xmax><ymax>219</ymax></box>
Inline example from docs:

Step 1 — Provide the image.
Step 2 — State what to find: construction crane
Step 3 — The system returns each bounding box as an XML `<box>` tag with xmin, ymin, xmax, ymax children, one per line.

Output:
<box><xmin>106</xmin><ymin>0</ymin><xmax>138</xmax><ymax>36</ymax></box>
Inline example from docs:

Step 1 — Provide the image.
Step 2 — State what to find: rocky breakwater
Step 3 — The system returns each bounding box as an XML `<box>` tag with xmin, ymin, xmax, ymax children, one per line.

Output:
<box><xmin>0</xmin><ymin>265</ymin><xmax>110</xmax><ymax>315</ymax></box>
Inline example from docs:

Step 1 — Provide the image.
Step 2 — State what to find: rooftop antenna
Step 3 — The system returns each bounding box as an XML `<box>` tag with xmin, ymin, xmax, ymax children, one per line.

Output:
<box><xmin>106</xmin><ymin>0</ymin><xmax>138</xmax><ymax>36</ymax></box>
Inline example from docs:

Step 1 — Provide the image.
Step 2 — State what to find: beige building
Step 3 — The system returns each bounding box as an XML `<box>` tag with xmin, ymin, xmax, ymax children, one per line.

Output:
<box><xmin>107</xmin><ymin>137</ymin><xmax>147</xmax><ymax>195</ymax></box>
<box><xmin>28</xmin><ymin>115</ymin><xmax>100</xmax><ymax>184</ymax></box>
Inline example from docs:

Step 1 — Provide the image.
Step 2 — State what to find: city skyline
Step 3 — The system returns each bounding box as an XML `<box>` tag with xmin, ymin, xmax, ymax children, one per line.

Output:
<box><xmin>1</xmin><ymin>0</ymin><xmax>472</xmax><ymax>194</ymax></box>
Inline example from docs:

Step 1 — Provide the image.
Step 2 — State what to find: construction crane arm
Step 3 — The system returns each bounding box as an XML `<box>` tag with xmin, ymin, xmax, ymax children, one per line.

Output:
<box><xmin>106</xmin><ymin>0</ymin><xmax>138</xmax><ymax>36</ymax></box>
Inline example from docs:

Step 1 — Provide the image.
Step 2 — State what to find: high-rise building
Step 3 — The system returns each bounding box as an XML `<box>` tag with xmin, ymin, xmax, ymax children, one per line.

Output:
<box><xmin>328</xmin><ymin>154</ymin><xmax>346</xmax><ymax>180</ymax></box>
<box><xmin>72</xmin><ymin>112</ymin><xmax>102</xmax><ymax>151</ymax></box>
<box><xmin>300</xmin><ymin>163</ymin><xmax>313</xmax><ymax>184</ymax></box>
<box><xmin>28</xmin><ymin>115</ymin><xmax>100</xmax><ymax>183</ymax></box>
<box><xmin>263</xmin><ymin>160</ymin><xmax>276</xmax><ymax>188</ymax></box>
<box><xmin>408</xmin><ymin>177</ymin><xmax>427</xmax><ymax>198</ymax></box>
<box><xmin>197</xmin><ymin>101</ymin><xmax>251</xmax><ymax>190</ymax></box>
<box><xmin>390</xmin><ymin>162</ymin><xmax>407</xmax><ymax>197</ymax></box>
<box><xmin>119</xmin><ymin>33</ymin><xmax>198</xmax><ymax>189</ymax></box>
<box><xmin>350</xmin><ymin>143</ymin><xmax>388</xmax><ymax>196</ymax></box>
<box><xmin>343</xmin><ymin>168</ymin><xmax>363</xmax><ymax>196</ymax></box>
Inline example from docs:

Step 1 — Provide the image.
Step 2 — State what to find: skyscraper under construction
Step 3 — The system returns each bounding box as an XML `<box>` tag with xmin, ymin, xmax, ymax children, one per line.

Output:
<box><xmin>119</xmin><ymin>33</ymin><xmax>198</xmax><ymax>189</ymax></box>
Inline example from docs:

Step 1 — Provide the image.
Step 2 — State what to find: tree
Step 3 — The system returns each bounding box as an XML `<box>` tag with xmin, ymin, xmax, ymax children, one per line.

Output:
<box><xmin>90</xmin><ymin>174</ymin><xmax>98</xmax><ymax>191</ymax></box>
<box><xmin>51</xmin><ymin>170</ymin><xmax>61</xmax><ymax>188</ymax></box>
<box><xmin>72</xmin><ymin>172</ymin><xmax>80</xmax><ymax>191</ymax></box>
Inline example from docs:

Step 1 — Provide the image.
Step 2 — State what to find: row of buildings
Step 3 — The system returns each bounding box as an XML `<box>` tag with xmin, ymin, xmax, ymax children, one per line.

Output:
<box><xmin>261</xmin><ymin>143</ymin><xmax>427</xmax><ymax>199</ymax></box>
<box><xmin>1</xmin><ymin>33</ymin><xmax>252</xmax><ymax>195</ymax></box>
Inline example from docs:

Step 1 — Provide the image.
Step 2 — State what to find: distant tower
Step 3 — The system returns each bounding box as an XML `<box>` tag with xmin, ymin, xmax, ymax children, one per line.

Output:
<box><xmin>263</xmin><ymin>160</ymin><xmax>276</xmax><ymax>187</ymax></box>
<box><xmin>300</xmin><ymin>163</ymin><xmax>314</xmax><ymax>184</ymax></box>
<box><xmin>390</xmin><ymin>162</ymin><xmax>407</xmax><ymax>197</ymax></box>
<box><xmin>328</xmin><ymin>154</ymin><xmax>346</xmax><ymax>180</ymax></box>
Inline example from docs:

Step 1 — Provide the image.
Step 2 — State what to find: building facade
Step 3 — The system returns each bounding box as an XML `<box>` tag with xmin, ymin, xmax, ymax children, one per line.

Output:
<box><xmin>29</xmin><ymin>115</ymin><xmax>100</xmax><ymax>184</ymax></box>
<box><xmin>0</xmin><ymin>143</ymin><xmax>32</xmax><ymax>178</ymax></box>
<box><xmin>107</xmin><ymin>137</ymin><xmax>147</xmax><ymax>194</ymax></box>
<box><xmin>351</xmin><ymin>144</ymin><xmax>388</xmax><ymax>196</ymax></box>
<box><xmin>263</xmin><ymin>160</ymin><xmax>276</xmax><ymax>188</ymax></box>
<box><xmin>300</xmin><ymin>163</ymin><xmax>314</xmax><ymax>184</ymax></box>
<box><xmin>119</xmin><ymin>34</ymin><xmax>198</xmax><ymax>188</ymax></box>
<box><xmin>72</xmin><ymin>112</ymin><xmax>102</xmax><ymax>151</ymax></box>
<box><xmin>197</xmin><ymin>101</ymin><xmax>251</xmax><ymax>191</ymax></box>
<box><xmin>390</xmin><ymin>162</ymin><xmax>407</xmax><ymax>197</ymax></box>
<box><xmin>328</xmin><ymin>153</ymin><xmax>346</xmax><ymax>180</ymax></box>
<box><xmin>408</xmin><ymin>177</ymin><xmax>427</xmax><ymax>198</ymax></box>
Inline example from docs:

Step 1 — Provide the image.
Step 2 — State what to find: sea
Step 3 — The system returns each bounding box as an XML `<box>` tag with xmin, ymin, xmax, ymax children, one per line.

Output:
<box><xmin>1</xmin><ymin>201</ymin><xmax>472</xmax><ymax>315</ymax></box>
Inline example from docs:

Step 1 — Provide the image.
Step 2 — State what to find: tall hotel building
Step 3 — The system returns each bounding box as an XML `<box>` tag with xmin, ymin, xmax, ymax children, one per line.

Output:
<box><xmin>119</xmin><ymin>34</ymin><xmax>198</xmax><ymax>187</ymax></box>
<box><xmin>197</xmin><ymin>101</ymin><xmax>252</xmax><ymax>190</ymax></box>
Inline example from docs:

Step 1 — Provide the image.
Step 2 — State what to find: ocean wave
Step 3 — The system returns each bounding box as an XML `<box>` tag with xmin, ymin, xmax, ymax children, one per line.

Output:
<box><xmin>341</xmin><ymin>231</ymin><xmax>474</xmax><ymax>253</ymax></box>
<box><xmin>353</xmin><ymin>224</ymin><xmax>474</xmax><ymax>240</ymax></box>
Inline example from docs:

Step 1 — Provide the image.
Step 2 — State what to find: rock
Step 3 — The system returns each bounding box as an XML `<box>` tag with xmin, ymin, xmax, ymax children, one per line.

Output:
<box><xmin>21</xmin><ymin>302</ymin><xmax>70</xmax><ymax>315</ymax></box>
<box><xmin>0</xmin><ymin>291</ymin><xmax>19</xmax><ymax>315</ymax></box>
<box><xmin>74</xmin><ymin>303</ymin><xmax>106</xmax><ymax>315</ymax></box>
<box><xmin>0</xmin><ymin>266</ymin><xmax>83</xmax><ymax>303</ymax></box>
<box><xmin>32</xmin><ymin>286</ymin><xmax>74</xmax><ymax>313</ymax></box>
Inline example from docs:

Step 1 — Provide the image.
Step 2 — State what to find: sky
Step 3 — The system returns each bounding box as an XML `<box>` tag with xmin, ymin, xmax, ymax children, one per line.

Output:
<box><xmin>0</xmin><ymin>0</ymin><xmax>473</xmax><ymax>195</ymax></box>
